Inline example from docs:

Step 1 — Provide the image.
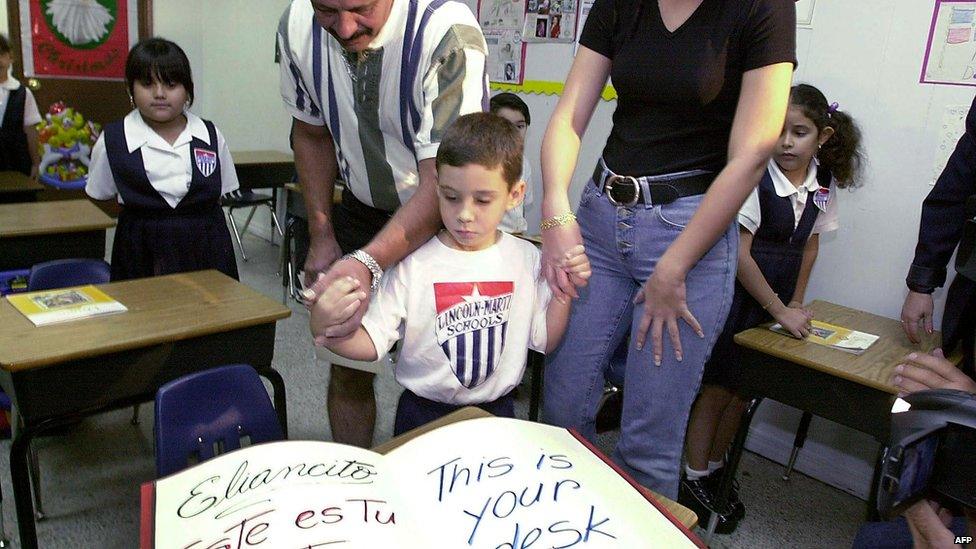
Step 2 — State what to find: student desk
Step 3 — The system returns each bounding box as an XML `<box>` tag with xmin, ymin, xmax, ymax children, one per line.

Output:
<box><xmin>0</xmin><ymin>172</ymin><xmax>44</xmax><ymax>204</ymax></box>
<box><xmin>372</xmin><ymin>406</ymin><xmax>699</xmax><ymax>529</ymax></box>
<box><xmin>0</xmin><ymin>199</ymin><xmax>115</xmax><ymax>271</ymax></box>
<box><xmin>232</xmin><ymin>150</ymin><xmax>294</xmax><ymax>191</ymax></box>
<box><xmin>716</xmin><ymin>300</ymin><xmax>951</xmax><ymax>532</ymax></box>
<box><xmin>0</xmin><ymin>270</ymin><xmax>291</xmax><ymax>549</ymax></box>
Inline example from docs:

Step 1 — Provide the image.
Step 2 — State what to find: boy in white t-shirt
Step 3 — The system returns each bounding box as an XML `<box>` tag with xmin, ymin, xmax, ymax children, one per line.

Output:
<box><xmin>311</xmin><ymin>112</ymin><xmax>590</xmax><ymax>435</ymax></box>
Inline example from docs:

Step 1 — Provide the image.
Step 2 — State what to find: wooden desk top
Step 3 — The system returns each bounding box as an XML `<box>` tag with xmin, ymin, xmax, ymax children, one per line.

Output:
<box><xmin>0</xmin><ymin>171</ymin><xmax>44</xmax><ymax>193</ymax></box>
<box><xmin>232</xmin><ymin>150</ymin><xmax>294</xmax><ymax>165</ymax></box>
<box><xmin>0</xmin><ymin>199</ymin><xmax>115</xmax><ymax>238</ymax></box>
<box><xmin>734</xmin><ymin>300</ymin><xmax>952</xmax><ymax>394</ymax></box>
<box><xmin>0</xmin><ymin>270</ymin><xmax>291</xmax><ymax>372</ymax></box>
<box><xmin>373</xmin><ymin>407</ymin><xmax>698</xmax><ymax>528</ymax></box>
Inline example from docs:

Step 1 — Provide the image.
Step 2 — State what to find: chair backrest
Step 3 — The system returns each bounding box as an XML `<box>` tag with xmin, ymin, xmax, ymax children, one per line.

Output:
<box><xmin>27</xmin><ymin>259</ymin><xmax>111</xmax><ymax>291</ymax></box>
<box><xmin>154</xmin><ymin>364</ymin><xmax>284</xmax><ymax>477</ymax></box>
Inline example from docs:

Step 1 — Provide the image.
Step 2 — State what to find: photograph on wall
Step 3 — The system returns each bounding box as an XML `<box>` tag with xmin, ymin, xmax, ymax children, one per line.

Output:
<box><xmin>479</xmin><ymin>0</ymin><xmax>528</xmax><ymax>84</ymax></box>
<box><xmin>522</xmin><ymin>0</ymin><xmax>577</xmax><ymax>43</ymax></box>
<box><xmin>18</xmin><ymin>0</ymin><xmax>140</xmax><ymax>80</ymax></box>
<box><xmin>921</xmin><ymin>0</ymin><xmax>976</xmax><ymax>86</ymax></box>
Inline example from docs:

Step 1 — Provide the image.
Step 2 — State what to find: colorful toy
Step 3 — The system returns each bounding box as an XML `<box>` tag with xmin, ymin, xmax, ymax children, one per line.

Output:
<box><xmin>36</xmin><ymin>102</ymin><xmax>101</xmax><ymax>190</ymax></box>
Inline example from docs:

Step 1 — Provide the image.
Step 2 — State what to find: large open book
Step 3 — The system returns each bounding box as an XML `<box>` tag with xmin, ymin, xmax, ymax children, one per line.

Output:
<box><xmin>141</xmin><ymin>417</ymin><xmax>703</xmax><ymax>548</ymax></box>
<box><xmin>6</xmin><ymin>285</ymin><xmax>127</xmax><ymax>326</ymax></box>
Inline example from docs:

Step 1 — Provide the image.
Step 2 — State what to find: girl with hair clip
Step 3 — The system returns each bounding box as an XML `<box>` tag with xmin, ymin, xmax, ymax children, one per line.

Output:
<box><xmin>86</xmin><ymin>37</ymin><xmax>240</xmax><ymax>281</ymax></box>
<box><xmin>682</xmin><ymin>83</ymin><xmax>864</xmax><ymax>529</ymax></box>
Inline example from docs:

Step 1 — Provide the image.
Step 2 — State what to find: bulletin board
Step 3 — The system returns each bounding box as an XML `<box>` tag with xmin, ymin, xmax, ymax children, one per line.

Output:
<box><xmin>921</xmin><ymin>0</ymin><xmax>976</xmax><ymax>87</ymax></box>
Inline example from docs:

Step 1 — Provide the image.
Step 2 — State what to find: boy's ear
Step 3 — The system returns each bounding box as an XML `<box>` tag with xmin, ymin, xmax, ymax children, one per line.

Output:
<box><xmin>507</xmin><ymin>179</ymin><xmax>526</xmax><ymax>208</ymax></box>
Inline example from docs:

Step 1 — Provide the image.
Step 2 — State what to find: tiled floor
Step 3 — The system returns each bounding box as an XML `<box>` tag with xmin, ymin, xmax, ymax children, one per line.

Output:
<box><xmin>0</xmin><ymin>233</ymin><xmax>866</xmax><ymax>548</ymax></box>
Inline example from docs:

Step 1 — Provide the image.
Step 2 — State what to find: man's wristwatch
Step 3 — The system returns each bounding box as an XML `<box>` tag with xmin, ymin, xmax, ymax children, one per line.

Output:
<box><xmin>344</xmin><ymin>249</ymin><xmax>383</xmax><ymax>293</ymax></box>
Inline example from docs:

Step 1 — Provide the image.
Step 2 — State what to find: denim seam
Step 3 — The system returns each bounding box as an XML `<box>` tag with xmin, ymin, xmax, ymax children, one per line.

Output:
<box><xmin>576</xmin><ymin>281</ymin><xmax>633</xmax><ymax>429</ymax></box>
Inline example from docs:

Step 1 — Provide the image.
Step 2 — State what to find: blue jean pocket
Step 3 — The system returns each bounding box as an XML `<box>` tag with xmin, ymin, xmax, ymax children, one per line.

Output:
<box><xmin>654</xmin><ymin>195</ymin><xmax>702</xmax><ymax>231</ymax></box>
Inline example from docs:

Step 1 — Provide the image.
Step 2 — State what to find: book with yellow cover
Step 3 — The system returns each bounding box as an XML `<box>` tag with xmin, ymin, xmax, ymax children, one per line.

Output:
<box><xmin>6</xmin><ymin>285</ymin><xmax>127</xmax><ymax>326</ymax></box>
<box><xmin>769</xmin><ymin>319</ymin><xmax>879</xmax><ymax>355</ymax></box>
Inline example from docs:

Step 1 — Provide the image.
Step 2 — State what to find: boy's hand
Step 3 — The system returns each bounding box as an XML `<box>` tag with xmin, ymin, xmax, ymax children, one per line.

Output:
<box><xmin>555</xmin><ymin>245</ymin><xmax>590</xmax><ymax>303</ymax></box>
<box><xmin>309</xmin><ymin>276</ymin><xmax>368</xmax><ymax>345</ymax></box>
<box><xmin>769</xmin><ymin>301</ymin><xmax>814</xmax><ymax>339</ymax></box>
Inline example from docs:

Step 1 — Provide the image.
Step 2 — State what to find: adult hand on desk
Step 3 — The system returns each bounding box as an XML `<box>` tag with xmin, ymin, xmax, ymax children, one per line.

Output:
<box><xmin>892</xmin><ymin>348</ymin><xmax>976</xmax><ymax>395</ymax></box>
<box><xmin>901</xmin><ymin>291</ymin><xmax>934</xmax><ymax>344</ymax></box>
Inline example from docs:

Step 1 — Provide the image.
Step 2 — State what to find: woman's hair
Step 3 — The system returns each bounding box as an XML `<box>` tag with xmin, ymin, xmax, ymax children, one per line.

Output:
<box><xmin>125</xmin><ymin>38</ymin><xmax>194</xmax><ymax>106</ymax></box>
<box><xmin>0</xmin><ymin>34</ymin><xmax>10</xmax><ymax>55</ymax></box>
<box><xmin>790</xmin><ymin>84</ymin><xmax>864</xmax><ymax>188</ymax></box>
<box><xmin>489</xmin><ymin>92</ymin><xmax>531</xmax><ymax>125</ymax></box>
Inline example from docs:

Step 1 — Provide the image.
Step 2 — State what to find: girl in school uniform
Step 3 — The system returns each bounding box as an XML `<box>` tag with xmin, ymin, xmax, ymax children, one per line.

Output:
<box><xmin>86</xmin><ymin>38</ymin><xmax>239</xmax><ymax>281</ymax></box>
<box><xmin>0</xmin><ymin>34</ymin><xmax>41</xmax><ymax>178</ymax></box>
<box><xmin>681</xmin><ymin>83</ymin><xmax>864</xmax><ymax>529</ymax></box>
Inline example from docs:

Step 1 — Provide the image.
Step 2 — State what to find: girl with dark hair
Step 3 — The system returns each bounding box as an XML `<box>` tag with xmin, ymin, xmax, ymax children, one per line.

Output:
<box><xmin>0</xmin><ymin>34</ymin><xmax>42</xmax><ymax>178</ymax></box>
<box><xmin>682</xmin><ymin>83</ymin><xmax>864</xmax><ymax>528</ymax></box>
<box><xmin>86</xmin><ymin>37</ymin><xmax>240</xmax><ymax>281</ymax></box>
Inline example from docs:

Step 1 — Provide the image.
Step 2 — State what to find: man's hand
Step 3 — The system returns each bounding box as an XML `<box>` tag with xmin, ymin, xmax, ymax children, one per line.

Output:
<box><xmin>310</xmin><ymin>276</ymin><xmax>368</xmax><ymax>345</ymax></box>
<box><xmin>901</xmin><ymin>290</ymin><xmax>935</xmax><ymax>344</ymax></box>
<box><xmin>904</xmin><ymin>499</ymin><xmax>958</xmax><ymax>549</ymax></box>
<box><xmin>892</xmin><ymin>348</ymin><xmax>976</xmax><ymax>395</ymax></box>
<box><xmin>303</xmin><ymin>234</ymin><xmax>344</xmax><ymax>294</ymax></box>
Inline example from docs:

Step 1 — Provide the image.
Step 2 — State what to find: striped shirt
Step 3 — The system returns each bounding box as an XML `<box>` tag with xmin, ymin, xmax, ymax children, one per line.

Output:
<box><xmin>278</xmin><ymin>0</ymin><xmax>488</xmax><ymax>212</ymax></box>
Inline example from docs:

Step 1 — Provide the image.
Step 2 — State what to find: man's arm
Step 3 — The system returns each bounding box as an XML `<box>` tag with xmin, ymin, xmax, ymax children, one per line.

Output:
<box><xmin>292</xmin><ymin>118</ymin><xmax>344</xmax><ymax>287</ymax></box>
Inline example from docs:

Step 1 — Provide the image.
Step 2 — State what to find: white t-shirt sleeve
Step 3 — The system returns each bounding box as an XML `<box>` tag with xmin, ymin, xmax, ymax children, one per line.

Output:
<box><xmin>23</xmin><ymin>89</ymin><xmax>42</xmax><ymax>126</ymax></box>
<box><xmin>413</xmin><ymin>10</ymin><xmax>488</xmax><ymax>160</ymax></box>
<box><xmin>527</xmin><ymin>248</ymin><xmax>551</xmax><ymax>353</ymax></box>
<box><xmin>277</xmin><ymin>10</ymin><xmax>325</xmax><ymax>127</ymax></box>
<box><xmin>215</xmin><ymin>126</ymin><xmax>240</xmax><ymax>195</ymax></box>
<box><xmin>361</xmin><ymin>263</ymin><xmax>409</xmax><ymax>357</ymax></box>
<box><xmin>84</xmin><ymin>134</ymin><xmax>118</xmax><ymax>200</ymax></box>
<box><xmin>811</xmin><ymin>183</ymin><xmax>840</xmax><ymax>235</ymax></box>
<box><xmin>737</xmin><ymin>187</ymin><xmax>761</xmax><ymax>234</ymax></box>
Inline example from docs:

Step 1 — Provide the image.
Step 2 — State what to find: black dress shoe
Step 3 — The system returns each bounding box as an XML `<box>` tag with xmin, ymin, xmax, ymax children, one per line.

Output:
<box><xmin>678</xmin><ymin>476</ymin><xmax>743</xmax><ymax>535</ymax></box>
<box><xmin>707</xmin><ymin>467</ymin><xmax>746</xmax><ymax>521</ymax></box>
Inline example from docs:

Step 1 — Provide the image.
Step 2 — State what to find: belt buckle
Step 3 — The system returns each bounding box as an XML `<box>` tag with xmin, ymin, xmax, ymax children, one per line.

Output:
<box><xmin>605</xmin><ymin>175</ymin><xmax>640</xmax><ymax>207</ymax></box>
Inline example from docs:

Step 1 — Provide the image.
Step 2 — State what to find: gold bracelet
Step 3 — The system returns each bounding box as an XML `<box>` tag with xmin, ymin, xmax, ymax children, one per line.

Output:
<box><xmin>761</xmin><ymin>297</ymin><xmax>778</xmax><ymax>310</ymax></box>
<box><xmin>540</xmin><ymin>212</ymin><xmax>577</xmax><ymax>231</ymax></box>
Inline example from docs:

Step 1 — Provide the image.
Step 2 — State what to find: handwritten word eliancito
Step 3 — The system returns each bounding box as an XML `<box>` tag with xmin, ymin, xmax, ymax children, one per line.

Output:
<box><xmin>178</xmin><ymin>458</ymin><xmax>379</xmax><ymax>519</ymax></box>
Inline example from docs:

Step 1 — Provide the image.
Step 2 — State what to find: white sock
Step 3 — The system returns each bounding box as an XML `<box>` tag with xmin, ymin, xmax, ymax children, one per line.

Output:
<box><xmin>707</xmin><ymin>460</ymin><xmax>724</xmax><ymax>473</ymax></box>
<box><xmin>685</xmin><ymin>465</ymin><xmax>709</xmax><ymax>480</ymax></box>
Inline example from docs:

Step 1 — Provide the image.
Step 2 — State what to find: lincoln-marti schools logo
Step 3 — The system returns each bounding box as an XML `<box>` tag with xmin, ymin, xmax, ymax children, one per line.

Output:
<box><xmin>43</xmin><ymin>0</ymin><xmax>117</xmax><ymax>48</ymax></box>
<box><xmin>194</xmin><ymin>149</ymin><xmax>217</xmax><ymax>178</ymax></box>
<box><xmin>434</xmin><ymin>282</ymin><xmax>513</xmax><ymax>389</ymax></box>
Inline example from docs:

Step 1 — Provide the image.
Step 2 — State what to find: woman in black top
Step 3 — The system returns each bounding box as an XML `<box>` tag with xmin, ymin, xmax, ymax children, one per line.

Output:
<box><xmin>539</xmin><ymin>0</ymin><xmax>796</xmax><ymax>498</ymax></box>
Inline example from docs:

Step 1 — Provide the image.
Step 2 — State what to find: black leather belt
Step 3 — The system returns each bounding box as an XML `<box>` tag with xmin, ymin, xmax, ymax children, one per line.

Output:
<box><xmin>592</xmin><ymin>161</ymin><xmax>714</xmax><ymax>207</ymax></box>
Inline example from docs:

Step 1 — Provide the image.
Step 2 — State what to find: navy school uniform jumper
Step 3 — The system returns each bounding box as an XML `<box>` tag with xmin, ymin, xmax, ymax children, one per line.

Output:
<box><xmin>0</xmin><ymin>86</ymin><xmax>32</xmax><ymax>175</ymax></box>
<box><xmin>102</xmin><ymin>118</ymin><xmax>239</xmax><ymax>281</ymax></box>
<box><xmin>705</xmin><ymin>167</ymin><xmax>832</xmax><ymax>388</ymax></box>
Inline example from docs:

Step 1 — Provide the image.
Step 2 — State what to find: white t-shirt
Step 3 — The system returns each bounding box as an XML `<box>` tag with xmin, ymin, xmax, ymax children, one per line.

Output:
<box><xmin>361</xmin><ymin>232</ymin><xmax>551</xmax><ymax>405</ymax></box>
<box><xmin>738</xmin><ymin>159</ymin><xmax>840</xmax><ymax>235</ymax></box>
<box><xmin>499</xmin><ymin>158</ymin><xmax>533</xmax><ymax>234</ymax></box>
<box><xmin>0</xmin><ymin>76</ymin><xmax>42</xmax><ymax>127</ymax></box>
<box><xmin>278</xmin><ymin>0</ymin><xmax>488</xmax><ymax>211</ymax></box>
<box><xmin>86</xmin><ymin>110</ymin><xmax>239</xmax><ymax>208</ymax></box>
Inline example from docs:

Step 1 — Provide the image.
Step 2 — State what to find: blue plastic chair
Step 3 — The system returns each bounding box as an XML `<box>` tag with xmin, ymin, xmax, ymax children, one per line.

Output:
<box><xmin>27</xmin><ymin>258</ymin><xmax>111</xmax><ymax>291</ymax></box>
<box><xmin>154</xmin><ymin>364</ymin><xmax>284</xmax><ymax>477</ymax></box>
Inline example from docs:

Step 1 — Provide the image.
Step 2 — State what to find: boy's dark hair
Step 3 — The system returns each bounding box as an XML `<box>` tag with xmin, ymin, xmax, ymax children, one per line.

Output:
<box><xmin>0</xmin><ymin>34</ymin><xmax>11</xmax><ymax>55</ymax></box>
<box><xmin>489</xmin><ymin>92</ymin><xmax>531</xmax><ymax>126</ymax></box>
<box><xmin>125</xmin><ymin>38</ymin><xmax>195</xmax><ymax>106</ymax></box>
<box><xmin>790</xmin><ymin>83</ymin><xmax>864</xmax><ymax>188</ymax></box>
<box><xmin>436</xmin><ymin>113</ymin><xmax>524</xmax><ymax>188</ymax></box>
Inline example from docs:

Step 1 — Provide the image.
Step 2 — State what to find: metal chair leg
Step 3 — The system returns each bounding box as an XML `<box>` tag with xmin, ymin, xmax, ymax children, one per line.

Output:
<box><xmin>783</xmin><ymin>411</ymin><xmax>813</xmax><ymax>481</ymax></box>
<box><xmin>227</xmin><ymin>210</ymin><xmax>248</xmax><ymax>261</ymax></box>
<box><xmin>131</xmin><ymin>404</ymin><xmax>140</xmax><ymax>426</ymax></box>
<box><xmin>241</xmin><ymin>206</ymin><xmax>258</xmax><ymax>235</ymax></box>
<box><xmin>269</xmin><ymin>206</ymin><xmax>284</xmax><ymax>239</ymax></box>
<box><xmin>28</xmin><ymin>445</ymin><xmax>44</xmax><ymax>520</ymax></box>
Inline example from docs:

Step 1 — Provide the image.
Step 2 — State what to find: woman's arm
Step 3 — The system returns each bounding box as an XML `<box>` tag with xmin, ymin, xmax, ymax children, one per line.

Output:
<box><xmin>634</xmin><ymin>62</ymin><xmax>794</xmax><ymax>363</ymax></box>
<box><xmin>789</xmin><ymin>233</ymin><xmax>819</xmax><ymax>306</ymax></box>
<box><xmin>539</xmin><ymin>47</ymin><xmax>610</xmax><ymax>300</ymax></box>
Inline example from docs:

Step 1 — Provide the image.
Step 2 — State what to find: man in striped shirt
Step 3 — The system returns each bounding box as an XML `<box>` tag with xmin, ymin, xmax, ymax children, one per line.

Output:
<box><xmin>278</xmin><ymin>0</ymin><xmax>488</xmax><ymax>446</ymax></box>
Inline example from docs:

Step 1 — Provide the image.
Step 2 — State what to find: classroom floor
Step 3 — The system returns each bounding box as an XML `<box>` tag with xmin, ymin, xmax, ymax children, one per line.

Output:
<box><xmin>0</xmin><ymin>230</ymin><xmax>867</xmax><ymax>548</ymax></box>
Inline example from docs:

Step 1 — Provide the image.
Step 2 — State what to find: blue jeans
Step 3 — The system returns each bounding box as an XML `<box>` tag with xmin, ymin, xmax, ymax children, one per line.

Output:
<box><xmin>543</xmin><ymin>180</ymin><xmax>737</xmax><ymax>498</ymax></box>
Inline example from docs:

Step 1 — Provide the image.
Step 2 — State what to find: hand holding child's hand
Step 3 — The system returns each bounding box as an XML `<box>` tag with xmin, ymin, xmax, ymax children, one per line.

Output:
<box><xmin>770</xmin><ymin>301</ymin><xmax>813</xmax><ymax>339</ymax></box>
<box><xmin>309</xmin><ymin>276</ymin><xmax>368</xmax><ymax>346</ymax></box>
<box><xmin>554</xmin><ymin>245</ymin><xmax>590</xmax><ymax>303</ymax></box>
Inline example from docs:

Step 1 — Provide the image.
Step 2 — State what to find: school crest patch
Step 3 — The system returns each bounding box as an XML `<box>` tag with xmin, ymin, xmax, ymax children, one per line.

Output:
<box><xmin>434</xmin><ymin>282</ymin><xmax>513</xmax><ymax>389</ymax></box>
<box><xmin>193</xmin><ymin>148</ymin><xmax>217</xmax><ymax>178</ymax></box>
<box><xmin>813</xmin><ymin>187</ymin><xmax>831</xmax><ymax>212</ymax></box>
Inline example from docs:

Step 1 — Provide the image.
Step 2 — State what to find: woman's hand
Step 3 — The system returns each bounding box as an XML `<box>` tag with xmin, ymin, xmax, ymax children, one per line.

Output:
<box><xmin>541</xmin><ymin>221</ymin><xmax>586</xmax><ymax>302</ymax></box>
<box><xmin>891</xmin><ymin>348</ymin><xmax>976</xmax><ymax>395</ymax></box>
<box><xmin>769</xmin><ymin>301</ymin><xmax>813</xmax><ymax>339</ymax></box>
<box><xmin>633</xmin><ymin>260</ymin><xmax>703</xmax><ymax>366</ymax></box>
